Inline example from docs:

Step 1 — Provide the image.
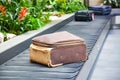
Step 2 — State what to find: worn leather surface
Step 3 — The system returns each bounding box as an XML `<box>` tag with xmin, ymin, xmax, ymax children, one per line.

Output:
<box><xmin>30</xmin><ymin>43</ymin><xmax>87</xmax><ymax>67</ymax></box>
<box><xmin>32</xmin><ymin>31</ymin><xmax>84</xmax><ymax>47</ymax></box>
<box><xmin>30</xmin><ymin>31</ymin><xmax>87</xmax><ymax>67</ymax></box>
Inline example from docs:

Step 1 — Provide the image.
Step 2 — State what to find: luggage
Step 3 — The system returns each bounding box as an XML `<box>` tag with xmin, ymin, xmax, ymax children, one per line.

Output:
<box><xmin>74</xmin><ymin>10</ymin><xmax>95</xmax><ymax>21</ymax></box>
<box><xmin>30</xmin><ymin>31</ymin><xmax>88</xmax><ymax>67</ymax></box>
<box><xmin>88</xmin><ymin>6</ymin><xmax>112</xmax><ymax>15</ymax></box>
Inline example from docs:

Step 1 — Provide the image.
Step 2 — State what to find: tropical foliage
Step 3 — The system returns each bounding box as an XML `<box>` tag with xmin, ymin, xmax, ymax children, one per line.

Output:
<box><xmin>44</xmin><ymin>0</ymin><xmax>86</xmax><ymax>13</ymax></box>
<box><xmin>0</xmin><ymin>0</ymin><xmax>86</xmax><ymax>35</ymax></box>
<box><xmin>102</xmin><ymin>0</ymin><xmax>120</xmax><ymax>8</ymax></box>
<box><xmin>0</xmin><ymin>0</ymin><xmax>50</xmax><ymax>35</ymax></box>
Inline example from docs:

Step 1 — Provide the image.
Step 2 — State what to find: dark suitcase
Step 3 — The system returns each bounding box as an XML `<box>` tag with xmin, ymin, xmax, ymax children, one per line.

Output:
<box><xmin>74</xmin><ymin>10</ymin><xmax>95</xmax><ymax>21</ymax></box>
<box><xmin>88</xmin><ymin>6</ymin><xmax>112</xmax><ymax>15</ymax></box>
<box><xmin>30</xmin><ymin>31</ymin><xmax>88</xmax><ymax>67</ymax></box>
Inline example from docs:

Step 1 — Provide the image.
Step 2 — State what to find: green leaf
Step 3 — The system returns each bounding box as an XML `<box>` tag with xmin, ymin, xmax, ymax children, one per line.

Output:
<box><xmin>7</xmin><ymin>12</ymin><xmax>13</xmax><ymax>21</ymax></box>
<box><xmin>36</xmin><ymin>19</ymin><xmax>41</xmax><ymax>28</ymax></box>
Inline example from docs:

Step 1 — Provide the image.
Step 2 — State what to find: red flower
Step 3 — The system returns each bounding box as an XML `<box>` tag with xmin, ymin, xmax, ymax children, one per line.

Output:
<box><xmin>18</xmin><ymin>7</ymin><xmax>28</xmax><ymax>22</ymax></box>
<box><xmin>0</xmin><ymin>5</ymin><xmax>6</xmax><ymax>15</ymax></box>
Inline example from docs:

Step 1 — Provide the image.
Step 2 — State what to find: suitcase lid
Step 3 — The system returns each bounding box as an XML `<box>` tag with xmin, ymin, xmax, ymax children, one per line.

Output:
<box><xmin>76</xmin><ymin>10</ymin><xmax>93</xmax><ymax>15</ymax></box>
<box><xmin>32</xmin><ymin>31</ymin><xmax>85</xmax><ymax>47</ymax></box>
<box><xmin>89</xmin><ymin>5</ymin><xmax>111</xmax><ymax>10</ymax></box>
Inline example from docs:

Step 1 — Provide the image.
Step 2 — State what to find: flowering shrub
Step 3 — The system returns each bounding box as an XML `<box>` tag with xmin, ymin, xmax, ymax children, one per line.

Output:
<box><xmin>18</xmin><ymin>7</ymin><xmax>28</xmax><ymax>22</ymax></box>
<box><xmin>0</xmin><ymin>0</ymin><xmax>50</xmax><ymax>35</ymax></box>
<box><xmin>0</xmin><ymin>5</ymin><xmax>6</xmax><ymax>15</ymax></box>
<box><xmin>0</xmin><ymin>0</ymin><xmax>86</xmax><ymax>36</ymax></box>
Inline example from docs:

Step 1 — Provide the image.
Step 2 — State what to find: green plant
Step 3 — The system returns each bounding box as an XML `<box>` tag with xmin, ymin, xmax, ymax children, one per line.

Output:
<box><xmin>0</xmin><ymin>0</ymin><xmax>86</xmax><ymax>35</ymax></box>
<box><xmin>0</xmin><ymin>1</ymin><xmax>19</xmax><ymax>34</ymax></box>
<box><xmin>65</xmin><ymin>0</ymin><xmax>86</xmax><ymax>13</ymax></box>
<box><xmin>102</xmin><ymin>0</ymin><xmax>119</xmax><ymax>8</ymax></box>
<box><xmin>44</xmin><ymin>0</ymin><xmax>86</xmax><ymax>13</ymax></box>
<box><xmin>0</xmin><ymin>0</ymin><xmax>50</xmax><ymax>35</ymax></box>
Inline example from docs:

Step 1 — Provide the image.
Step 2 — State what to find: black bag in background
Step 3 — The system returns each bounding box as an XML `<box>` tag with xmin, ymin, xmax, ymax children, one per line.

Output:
<box><xmin>74</xmin><ymin>10</ymin><xmax>95</xmax><ymax>21</ymax></box>
<box><xmin>88</xmin><ymin>6</ymin><xmax>112</xmax><ymax>15</ymax></box>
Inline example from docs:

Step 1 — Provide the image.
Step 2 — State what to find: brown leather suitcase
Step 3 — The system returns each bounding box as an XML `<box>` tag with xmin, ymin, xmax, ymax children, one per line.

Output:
<box><xmin>30</xmin><ymin>31</ymin><xmax>88</xmax><ymax>67</ymax></box>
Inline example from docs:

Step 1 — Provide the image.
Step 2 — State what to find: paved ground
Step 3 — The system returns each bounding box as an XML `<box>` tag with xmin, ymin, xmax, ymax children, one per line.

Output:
<box><xmin>89</xmin><ymin>26</ymin><xmax>120</xmax><ymax>80</ymax></box>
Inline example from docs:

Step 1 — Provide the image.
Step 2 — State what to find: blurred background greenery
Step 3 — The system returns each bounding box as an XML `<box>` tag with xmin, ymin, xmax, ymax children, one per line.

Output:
<box><xmin>0</xmin><ymin>0</ymin><xmax>86</xmax><ymax>35</ymax></box>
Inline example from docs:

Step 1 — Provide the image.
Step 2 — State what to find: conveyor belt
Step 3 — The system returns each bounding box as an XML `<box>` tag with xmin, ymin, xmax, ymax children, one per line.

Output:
<box><xmin>0</xmin><ymin>15</ymin><xmax>110</xmax><ymax>80</ymax></box>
